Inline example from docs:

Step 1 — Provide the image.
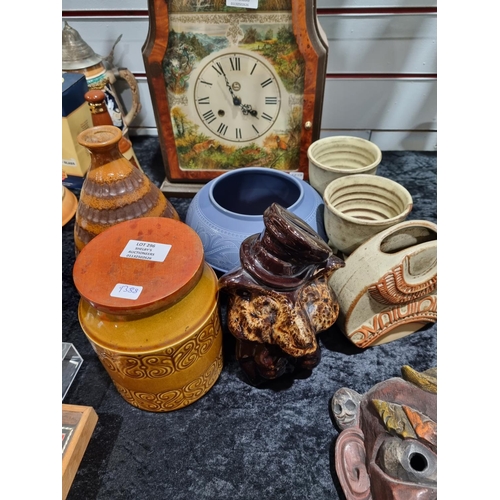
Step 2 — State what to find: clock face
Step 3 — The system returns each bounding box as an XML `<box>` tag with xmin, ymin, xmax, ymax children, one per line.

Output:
<box><xmin>193</xmin><ymin>52</ymin><xmax>282</xmax><ymax>143</ymax></box>
<box><xmin>162</xmin><ymin>6</ymin><xmax>306</xmax><ymax>173</ymax></box>
<box><xmin>143</xmin><ymin>0</ymin><xmax>328</xmax><ymax>182</ymax></box>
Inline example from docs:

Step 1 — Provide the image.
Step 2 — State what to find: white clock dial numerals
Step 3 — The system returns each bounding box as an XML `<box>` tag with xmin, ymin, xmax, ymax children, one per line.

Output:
<box><xmin>229</xmin><ymin>56</ymin><xmax>241</xmax><ymax>71</ymax></box>
<box><xmin>194</xmin><ymin>52</ymin><xmax>281</xmax><ymax>143</ymax></box>
<box><xmin>217</xmin><ymin>123</ymin><xmax>228</xmax><ymax>136</ymax></box>
<box><xmin>202</xmin><ymin>110</ymin><xmax>217</xmax><ymax>124</ymax></box>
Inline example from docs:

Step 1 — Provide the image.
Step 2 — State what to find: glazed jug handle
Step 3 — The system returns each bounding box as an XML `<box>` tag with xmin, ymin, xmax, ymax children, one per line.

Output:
<box><xmin>377</xmin><ymin>220</ymin><xmax>437</xmax><ymax>255</ymax></box>
<box><xmin>106</xmin><ymin>67</ymin><xmax>142</xmax><ymax>127</ymax></box>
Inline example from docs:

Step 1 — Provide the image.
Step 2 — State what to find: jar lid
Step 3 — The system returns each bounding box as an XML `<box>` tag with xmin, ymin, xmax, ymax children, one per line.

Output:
<box><xmin>73</xmin><ymin>217</ymin><xmax>204</xmax><ymax>315</ymax></box>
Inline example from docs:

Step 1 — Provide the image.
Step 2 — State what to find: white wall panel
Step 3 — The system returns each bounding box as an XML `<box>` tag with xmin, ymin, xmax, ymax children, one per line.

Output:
<box><xmin>62</xmin><ymin>0</ymin><xmax>437</xmax><ymax>11</ymax></box>
<box><xmin>316</xmin><ymin>1</ymin><xmax>436</xmax><ymax>7</ymax></box>
<box><xmin>123</xmin><ymin>78</ymin><xmax>437</xmax><ymax>131</ymax></box>
<box><xmin>64</xmin><ymin>14</ymin><xmax>436</xmax><ymax>75</ymax></box>
<box><xmin>321</xmin><ymin>78</ymin><xmax>436</xmax><ymax>130</ymax></box>
<box><xmin>319</xmin><ymin>14</ymin><xmax>436</xmax><ymax>73</ymax></box>
<box><xmin>369</xmin><ymin>130</ymin><xmax>437</xmax><ymax>150</ymax></box>
<box><xmin>62</xmin><ymin>1</ymin><xmax>437</xmax><ymax>150</ymax></box>
<box><xmin>318</xmin><ymin>130</ymin><xmax>370</xmax><ymax>140</ymax></box>
<box><xmin>123</xmin><ymin>77</ymin><xmax>436</xmax><ymax>149</ymax></box>
<box><xmin>318</xmin><ymin>129</ymin><xmax>436</xmax><ymax>151</ymax></box>
<box><xmin>63</xmin><ymin>0</ymin><xmax>147</xmax><ymax>10</ymax></box>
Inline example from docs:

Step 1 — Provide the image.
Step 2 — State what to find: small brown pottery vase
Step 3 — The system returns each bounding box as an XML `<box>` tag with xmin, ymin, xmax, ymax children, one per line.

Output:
<box><xmin>331</xmin><ymin>365</ymin><xmax>437</xmax><ymax>499</ymax></box>
<box><xmin>74</xmin><ymin>125</ymin><xmax>179</xmax><ymax>254</ymax></box>
<box><xmin>219</xmin><ymin>203</ymin><xmax>345</xmax><ymax>385</ymax></box>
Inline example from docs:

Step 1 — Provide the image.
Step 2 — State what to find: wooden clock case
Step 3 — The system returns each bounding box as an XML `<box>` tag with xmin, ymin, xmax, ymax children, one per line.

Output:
<box><xmin>142</xmin><ymin>0</ymin><xmax>328</xmax><ymax>185</ymax></box>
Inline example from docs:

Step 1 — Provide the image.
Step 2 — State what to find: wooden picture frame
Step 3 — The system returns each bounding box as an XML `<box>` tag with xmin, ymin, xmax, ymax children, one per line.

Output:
<box><xmin>142</xmin><ymin>0</ymin><xmax>327</xmax><ymax>185</ymax></box>
<box><xmin>62</xmin><ymin>404</ymin><xmax>98</xmax><ymax>500</ymax></box>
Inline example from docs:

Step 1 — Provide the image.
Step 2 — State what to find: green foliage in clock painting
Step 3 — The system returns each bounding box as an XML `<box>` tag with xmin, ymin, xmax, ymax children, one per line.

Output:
<box><xmin>267</xmin><ymin>143</ymin><xmax>300</xmax><ymax>171</ymax></box>
<box><xmin>285</xmin><ymin>103</ymin><xmax>303</xmax><ymax>151</ymax></box>
<box><xmin>186</xmin><ymin>143</ymin><xmax>269</xmax><ymax>170</ymax></box>
<box><xmin>240</xmin><ymin>25</ymin><xmax>305</xmax><ymax>95</ymax></box>
<box><xmin>163</xmin><ymin>30</ymin><xmax>228</xmax><ymax>93</ymax></box>
<box><xmin>262</xmin><ymin>114</ymin><xmax>301</xmax><ymax>170</ymax></box>
<box><xmin>171</xmin><ymin>104</ymin><xmax>301</xmax><ymax>171</ymax></box>
<box><xmin>170</xmin><ymin>106</ymin><xmax>200</xmax><ymax>143</ymax></box>
<box><xmin>177</xmin><ymin>133</ymin><xmax>300</xmax><ymax>171</ymax></box>
<box><xmin>167</xmin><ymin>0</ymin><xmax>291</xmax><ymax>13</ymax></box>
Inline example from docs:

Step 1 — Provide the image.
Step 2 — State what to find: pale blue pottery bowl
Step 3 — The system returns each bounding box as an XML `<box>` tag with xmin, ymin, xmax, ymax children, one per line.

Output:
<box><xmin>185</xmin><ymin>167</ymin><xmax>327</xmax><ymax>273</ymax></box>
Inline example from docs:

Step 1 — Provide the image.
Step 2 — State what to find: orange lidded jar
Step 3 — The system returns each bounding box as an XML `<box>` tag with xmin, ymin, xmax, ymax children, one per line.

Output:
<box><xmin>73</xmin><ymin>217</ymin><xmax>223</xmax><ymax>412</ymax></box>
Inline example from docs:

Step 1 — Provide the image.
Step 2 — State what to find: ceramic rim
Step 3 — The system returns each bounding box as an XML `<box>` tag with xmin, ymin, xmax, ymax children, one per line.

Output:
<box><xmin>208</xmin><ymin>167</ymin><xmax>305</xmax><ymax>218</ymax></box>
<box><xmin>323</xmin><ymin>174</ymin><xmax>413</xmax><ymax>226</ymax></box>
<box><xmin>307</xmin><ymin>136</ymin><xmax>382</xmax><ymax>174</ymax></box>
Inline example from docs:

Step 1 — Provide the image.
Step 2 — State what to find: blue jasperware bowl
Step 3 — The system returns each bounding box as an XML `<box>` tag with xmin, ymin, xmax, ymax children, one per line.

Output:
<box><xmin>185</xmin><ymin>167</ymin><xmax>327</xmax><ymax>273</ymax></box>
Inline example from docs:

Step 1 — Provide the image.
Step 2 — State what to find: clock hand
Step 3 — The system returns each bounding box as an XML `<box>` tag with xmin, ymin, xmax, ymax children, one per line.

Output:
<box><xmin>227</xmin><ymin>83</ymin><xmax>241</xmax><ymax>106</ymax></box>
<box><xmin>218</xmin><ymin>63</ymin><xmax>258</xmax><ymax>116</ymax></box>
<box><xmin>218</xmin><ymin>64</ymin><xmax>241</xmax><ymax>105</ymax></box>
<box><xmin>241</xmin><ymin>104</ymin><xmax>258</xmax><ymax>117</ymax></box>
<box><xmin>227</xmin><ymin>83</ymin><xmax>258</xmax><ymax>117</ymax></box>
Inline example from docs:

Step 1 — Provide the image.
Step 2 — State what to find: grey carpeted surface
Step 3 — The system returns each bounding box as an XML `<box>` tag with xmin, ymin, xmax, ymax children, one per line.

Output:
<box><xmin>62</xmin><ymin>136</ymin><xmax>437</xmax><ymax>500</ymax></box>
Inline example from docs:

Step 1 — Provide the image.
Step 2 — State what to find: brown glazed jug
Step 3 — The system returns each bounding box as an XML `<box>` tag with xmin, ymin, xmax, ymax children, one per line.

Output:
<box><xmin>219</xmin><ymin>203</ymin><xmax>345</xmax><ymax>385</ymax></box>
<box><xmin>74</xmin><ymin>125</ymin><xmax>179</xmax><ymax>254</ymax></box>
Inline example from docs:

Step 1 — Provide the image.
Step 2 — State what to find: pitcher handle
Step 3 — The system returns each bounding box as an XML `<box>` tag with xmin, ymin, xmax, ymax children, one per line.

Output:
<box><xmin>106</xmin><ymin>68</ymin><xmax>142</xmax><ymax>127</ymax></box>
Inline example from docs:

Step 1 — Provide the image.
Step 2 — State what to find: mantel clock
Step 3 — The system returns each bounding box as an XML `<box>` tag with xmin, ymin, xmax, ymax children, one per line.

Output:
<box><xmin>142</xmin><ymin>0</ymin><xmax>328</xmax><ymax>183</ymax></box>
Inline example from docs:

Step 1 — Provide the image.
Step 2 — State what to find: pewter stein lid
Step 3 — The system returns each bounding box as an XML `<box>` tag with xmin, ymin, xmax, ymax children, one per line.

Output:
<box><xmin>62</xmin><ymin>21</ymin><xmax>102</xmax><ymax>70</ymax></box>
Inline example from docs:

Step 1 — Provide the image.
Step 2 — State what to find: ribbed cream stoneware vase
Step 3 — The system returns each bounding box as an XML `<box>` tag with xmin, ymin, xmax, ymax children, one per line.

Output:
<box><xmin>308</xmin><ymin>136</ymin><xmax>382</xmax><ymax>196</ymax></box>
<box><xmin>323</xmin><ymin>174</ymin><xmax>413</xmax><ymax>256</ymax></box>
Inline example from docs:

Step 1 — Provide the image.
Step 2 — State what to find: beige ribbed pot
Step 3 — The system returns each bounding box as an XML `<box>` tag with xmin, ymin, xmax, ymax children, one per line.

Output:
<box><xmin>307</xmin><ymin>136</ymin><xmax>382</xmax><ymax>196</ymax></box>
<box><xmin>323</xmin><ymin>174</ymin><xmax>413</xmax><ymax>256</ymax></box>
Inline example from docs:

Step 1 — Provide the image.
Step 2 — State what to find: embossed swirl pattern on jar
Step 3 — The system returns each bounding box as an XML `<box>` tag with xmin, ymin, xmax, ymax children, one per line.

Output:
<box><xmin>114</xmin><ymin>353</ymin><xmax>223</xmax><ymax>412</ymax></box>
<box><xmin>86</xmin><ymin>303</ymin><xmax>223</xmax><ymax>412</ymax></box>
<box><xmin>92</xmin><ymin>312</ymin><xmax>221</xmax><ymax>379</ymax></box>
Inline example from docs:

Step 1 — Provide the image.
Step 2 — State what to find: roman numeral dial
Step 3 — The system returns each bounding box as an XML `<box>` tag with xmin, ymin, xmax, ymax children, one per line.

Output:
<box><xmin>194</xmin><ymin>52</ymin><xmax>282</xmax><ymax>142</ymax></box>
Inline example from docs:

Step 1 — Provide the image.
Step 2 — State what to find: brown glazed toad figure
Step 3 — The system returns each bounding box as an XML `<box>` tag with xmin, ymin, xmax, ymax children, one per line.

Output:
<box><xmin>218</xmin><ymin>203</ymin><xmax>345</xmax><ymax>385</ymax></box>
<box><xmin>331</xmin><ymin>365</ymin><xmax>437</xmax><ymax>499</ymax></box>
